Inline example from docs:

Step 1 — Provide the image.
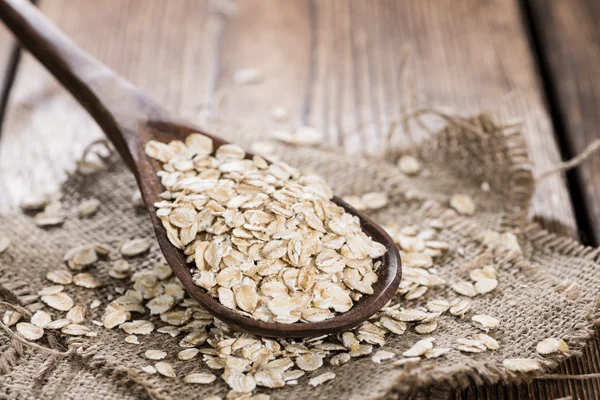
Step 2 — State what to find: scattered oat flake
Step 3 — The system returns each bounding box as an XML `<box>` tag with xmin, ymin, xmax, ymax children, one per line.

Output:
<box><xmin>90</xmin><ymin>300</ymin><xmax>101</xmax><ymax>309</ymax></box>
<box><xmin>184</xmin><ymin>373</ymin><xmax>216</xmax><ymax>384</ymax></box>
<box><xmin>308</xmin><ymin>371</ymin><xmax>335</xmax><ymax>387</ymax></box>
<box><xmin>472</xmin><ymin>314</ymin><xmax>499</xmax><ymax>331</ymax></box>
<box><xmin>424</xmin><ymin>347</ymin><xmax>452</xmax><ymax>359</ymax></box>
<box><xmin>141</xmin><ymin>365</ymin><xmax>157</xmax><ymax>374</ymax></box>
<box><xmin>45</xmin><ymin>319</ymin><xmax>71</xmax><ymax>330</ymax></box>
<box><xmin>503</xmin><ymin>358</ymin><xmax>541</xmax><ymax>372</ymax></box>
<box><xmin>122</xmin><ymin>320</ymin><xmax>154</xmax><ymax>335</ymax></box>
<box><xmin>103</xmin><ymin>310</ymin><xmax>128</xmax><ymax>329</ymax></box>
<box><xmin>31</xmin><ymin>311</ymin><xmax>52</xmax><ymax>328</ymax></box>
<box><xmin>120</xmin><ymin>239</ymin><xmax>150</xmax><ymax>256</ymax></box>
<box><xmin>16</xmin><ymin>322</ymin><xmax>44</xmax><ymax>340</ymax></box>
<box><xmin>397</xmin><ymin>155</ymin><xmax>422</xmax><ymax>176</ymax></box>
<box><xmin>2</xmin><ymin>310</ymin><xmax>22</xmax><ymax>326</ymax></box>
<box><xmin>61</xmin><ymin>324</ymin><xmax>91</xmax><ymax>336</ymax></box>
<box><xmin>361</xmin><ymin>192</ymin><xmax>388</xmax><ymax>210</ymax></box>
<box><xmin>78</xmin><ymin>198</ymin><xmax>101</xmax><ymax>217</ymax></box>
<box><xmin>125</xmin><ymin>335</ymin><xmax>140</xmax><ymax>345</ymax></box>
<box><xmin>46</xmin><ymin>269</ymin><xmax>73</xmax><ymax>285</ymax></box>
<box><xmin>233</xmin><ymin>68</ymin><xmax>263</xmax><ymax>84</ymax></box>
<box><xmin>415</xmin><ymin>321</ymin><xmax>438</xmax><ymax>334</ymax></box>
<box><xmin>537</xmin><ymin>338</ymin><xmax>569</xmax><ymax>355</ymax></box>
<box><xmin>450</xmin><ymin>194</ymin><xmax>476</xmax><ymax>215</ymax></box>
<box><xmin>178</xmin><ymin>348</ymin><xmax>199</xmax><ymax>361</ymax></box>
<box><xmin>402</xmin><ymin>338</ymin><xmax>434</xmax><ymax>357</ymax></box>
<box><xmin>73</xmin><ymin>273</ymin><xmax>102</xmax><ymax>289</ymax></box>
<box><xmin>41</xmin><ymin>292</ymin><xmax>74</xmax><ymax>311</ymax></box>
<box><xmin>474</xmin><ymin>333</ymin><xmax>500</xmax><ymax>350</ymax></box>
<box><xmin>145</xmin><ymin>350</ymin><xmax>167</xmax><ymax>360</ymax></box>
<box><xmin>475</xmin><ymin>278</ymin><xmax>498</xmax><ymax>294</ymax></box>
<box><xmin>155</xmin><ymin>362</ymin><xmax>176</xmax><ymax>378</ymax></box>
<box><xmin>271</xmin><ymin>106</ymin><xmax>289</xmax><ymax>122</ymax></box>
<box><xmin>451</xmin><ymin>280</ymin><xmax>477</xmax><ymax>297</ymax></box>
<box><xmin>371</xmin><ymin>350</ymin><xmax>395</xmax><ymax>364</ymax></box>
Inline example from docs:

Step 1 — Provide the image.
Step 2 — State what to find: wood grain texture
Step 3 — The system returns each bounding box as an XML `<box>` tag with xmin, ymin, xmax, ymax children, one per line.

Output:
<box><xmin>528</xmin><ymin>0</ymin><xmax>600</xmax><ymax>244</ymax></box>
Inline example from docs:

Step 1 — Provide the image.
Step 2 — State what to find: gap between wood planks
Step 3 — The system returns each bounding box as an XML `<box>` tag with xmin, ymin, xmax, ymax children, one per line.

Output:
<box><xmin>521</xmin><ymin>0</ymin><xmax>597</xmax><ymax>246</ymax></box>
<box><xmin>0</xmin><ymin>39</ymin><xmax>21</xmax><ymax>134</ymax></box>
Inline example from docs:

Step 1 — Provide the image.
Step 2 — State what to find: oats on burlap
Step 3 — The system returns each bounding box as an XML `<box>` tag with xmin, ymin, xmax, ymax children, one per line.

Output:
<box><xmin>144</xmin><ymin>134</ymin><xmax>387</xmax><ymax>322</ymax></box>
<box><xmin>31</xmin><ymin>311</ymin><xmax>51</xmax><ymax>328</ymax></box>
<box><xmin>0</xmin><ymin>236</ymin><xmax>10</xmax><ymax>253</ymax></box>
<box><xmin>503</xmin><ymin>358</ymin><xmax>541</xmax><ymax>372</ymax></box>
<box><xmin>78</xmin><ymin>198</ymin><xmax>101</xmax><ymax>217</ymax></box>
<box><xmin>16</xmin><ymin>322</ymin><xmax>44</xmax><ymax>340</ymax></box>
<box><xmin>2</xmin><ymin>310</ymin><xmax>22</xmax><ymax>326</ymax></box>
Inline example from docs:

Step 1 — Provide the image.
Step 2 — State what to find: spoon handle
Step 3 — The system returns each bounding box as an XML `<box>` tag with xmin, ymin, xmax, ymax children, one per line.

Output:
<box><xmin>0</xmin><ymin>0</ymin><xmax>176</xmax><ymax>170</ymax></box>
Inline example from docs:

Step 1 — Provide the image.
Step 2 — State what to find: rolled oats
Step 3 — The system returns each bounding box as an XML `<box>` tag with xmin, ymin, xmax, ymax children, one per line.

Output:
<box><xmin>144</xmin><ymin>134</ymin><xmax>386</xmax><ymax>323</ymax></box>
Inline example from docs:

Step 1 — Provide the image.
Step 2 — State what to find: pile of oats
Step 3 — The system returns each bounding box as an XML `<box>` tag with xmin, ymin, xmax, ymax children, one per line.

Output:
<box><xmin>143</xmin><ymin>134</ymin><xmax>387</xmax><ymax>323</ymax></box>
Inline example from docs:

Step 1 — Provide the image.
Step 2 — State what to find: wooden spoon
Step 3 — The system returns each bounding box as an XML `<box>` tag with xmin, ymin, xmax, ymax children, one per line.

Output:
<box><xmin>0</xmin><ymin>0</ymin><xmax>401</xmax><ymax>337</ymax></box>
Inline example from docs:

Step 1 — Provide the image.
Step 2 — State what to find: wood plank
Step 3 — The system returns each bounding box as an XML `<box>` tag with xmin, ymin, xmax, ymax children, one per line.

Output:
<box><xmin>0</xmin><ymin>0</ymin><xmax>225</xmax><ymax>209</ymax></box>
<box><xmin>0</xmin><ymin>22</ymin><xmax>16</xmax><ymax>122</ymax></box>
<box><xmin>528</xmin><ymin>0</ymin><xmax>600</xmax><ymax>244</ymax></box>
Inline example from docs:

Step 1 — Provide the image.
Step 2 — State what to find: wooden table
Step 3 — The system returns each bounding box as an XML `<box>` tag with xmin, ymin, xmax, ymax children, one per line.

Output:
<box><xmin>0</xmin><ymin>1</ymin><xmax>598</xmax><ymax>399</ymax></box>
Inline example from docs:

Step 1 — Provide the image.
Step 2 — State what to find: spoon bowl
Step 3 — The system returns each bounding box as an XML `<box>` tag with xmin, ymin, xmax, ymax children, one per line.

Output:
<box><xmin>0</xmin><ymin>0</ymin><xmax>401</xmax><ymax>337</ymax></box>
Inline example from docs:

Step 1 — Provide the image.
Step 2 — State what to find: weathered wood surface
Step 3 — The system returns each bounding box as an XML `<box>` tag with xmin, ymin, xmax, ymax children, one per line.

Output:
<box><xmin>0</xmin><ymin>0</ymin><xmax>577</xmax><ymax>239</ymax></box>
<box><xmin>0</xmin><ymin>0</ymin><xmax>595</xmax><ymax>399</ymax></box>
<box><xmin>528</xmin><ymin>0</ymin><xmax>600</xmax><ymax>244</ymax></box>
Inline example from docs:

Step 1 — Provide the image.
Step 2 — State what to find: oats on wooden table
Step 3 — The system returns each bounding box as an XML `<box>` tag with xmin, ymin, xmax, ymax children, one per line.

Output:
<box><xmin>233</xmin><ymin>68</ymin><xmax>263</xmax><ymax>85</ymax></box>
<box><xmin>16</xmin><ymin>322</ymin><xmax>44</xmax><ymax>340</ymax></box>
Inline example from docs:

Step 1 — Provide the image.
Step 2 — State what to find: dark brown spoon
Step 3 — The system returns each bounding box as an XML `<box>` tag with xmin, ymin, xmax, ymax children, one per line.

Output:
<box><xmin>0</xmin><ymin>0</ymin><xmax>401</xmax><ymax>338</ymax></box>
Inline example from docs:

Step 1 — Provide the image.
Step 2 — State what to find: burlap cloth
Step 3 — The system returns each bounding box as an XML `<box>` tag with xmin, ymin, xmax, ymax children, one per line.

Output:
<box><xmin>1</xmin><ymin>113</ymin><xmax>599</xmax><ymax>400</ymax></box>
